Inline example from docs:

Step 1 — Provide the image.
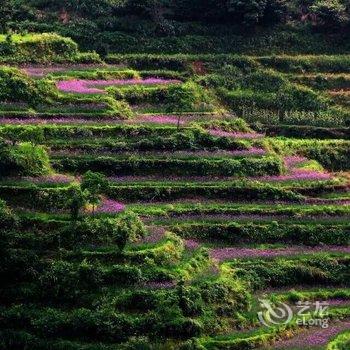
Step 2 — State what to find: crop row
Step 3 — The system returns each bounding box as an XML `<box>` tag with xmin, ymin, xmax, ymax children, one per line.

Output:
<box><xmin>106</xmin><ymin>54</ymin><xmax>350</xmax><ymax>73</ymax></box>
<box><xmin>51</xmin><ymin>155</ymin><xmax>283</xmax><ymax>177</ymax></box>
<box><xmin>172</xmin><ymin>221</ymin><xmax>350</xmax><ymax>246</ymax></box>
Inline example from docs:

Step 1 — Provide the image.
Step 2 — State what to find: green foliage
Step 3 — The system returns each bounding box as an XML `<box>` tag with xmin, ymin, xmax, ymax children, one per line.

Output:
<box><xmin>0</xmin><ymin>66</ymin><xmax>53</xmax><ymax>106</ymax></box>
<box><xmin>227</xmin><ymin>0</ymin><xmax>289</xmax><ymax>26</ymax></box>
<box><xmin>221</xmin><ymin>72</ymin><xmax>328</xmax><ymax>113</ymax></box>
<box><xmin>173</xmin><ymin>221</ymin><xmax>350</xmax><ymax>246</ymax></box>
<box><xmin>66</xmin><ymin>184</ymin><xmax>87</xmax><ymax>221</ymax></box>
<box><xmin>0</xmin><ymin>140</ymin><xmax>51</xmax><ymax>177</ymax></box>
<box><xmin>0</xmin><ymin>199</ymin><xmax>17</xmax><ymax>229</ymax></box>
<box><xmin>1</xmin><ymin>125</ymin><xmax>46</xmax><ymax>145</ymax></box>
<box><xmin>110</xmin><ymin>81</ymin><xmax>217</xmax><ymax>112</ymax></box>
<box><xmin>81</xmin><ymin>171</ymin><xmax>109</xmax><ymax>212</ymax></box>
<box><xmin>69</xmin><ymin>214</ymin><xmax>146</xmax><ymax>251</ymax></box>
<box><xmin>53</xmin><ymin>154</ymin><xmax>285</xmax><ymax>177</ymax></box>
<box><xmin>231</xmin><ymin>255</ymin><xmax>350</xmax><ymax>290</ymax></box>
<box><xmin>1</xmin><ymin>4</ymin><xmax>350</xmax><ymax>349</ymax></box>
<box><xmin>327</xmin><ymin>330</ymin><xmax>350</xmax><ymax>350</ymax></box>
<box><xmin>311</xmin><ymin>0</ymin><xmax>349</xmax><ymax>29</ymax></box>
<box><xmin>107</xmin><ymin>181</ymin><xmax>302</xmax><ymax>202</ymax></box>
<box><xmin>0</xmin><ymin>33</ymin><xmax>80</xmax><ymax>63</ymax></box>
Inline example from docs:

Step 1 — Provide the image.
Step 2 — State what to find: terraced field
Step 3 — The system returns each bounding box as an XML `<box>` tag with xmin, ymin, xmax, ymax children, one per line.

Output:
<box><xmin>0</xmin><ymin>52</ymin><xmax>349</xmax><ymax>350</ymax></box>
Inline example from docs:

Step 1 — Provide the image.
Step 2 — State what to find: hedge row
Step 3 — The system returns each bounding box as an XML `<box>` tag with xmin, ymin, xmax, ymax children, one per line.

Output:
<box><xmin>107</xmin><ymin>183</ymin><xmax>302</xmax><ymax>202</ymax></box>
<box><xmin>268</xmin><ymin>139</ymin><xmax>350</xmax><ymax>171</ymax></box>
<box><xmin>172</xmin><ymin>222</ymin><xmax>350</xmax><ymax>246</ymax></box>
<box><xmin>231</xmin><ymin>255</ymin><xmax>350</xmax><ymax>290</ymax></box>
<box><xmin>0</xmin><ymin>304</ymin><xmax>201</xmax><ymax>343</ymax></box>
<box><xmin>128</xmin><ymin>202</ymin><xmax>350</xmax><ymax>218</ymax></box>
<box><xmin>263</xmin><ymin>124</ymin><xmax>350</xmax><ymax>140</ymax></box>
<box><xmin>106</xmin><ymin>54</ymin><xmax>350</xmax><ymax>73</ymax></box>
<box><xmin>202</xmin><ymin>306</ymin><xmax>350</xmax><ymax>350</ymax></box>
<box><xmin>48</xmin><ymin>136</ymin><xmax>250</xmax><ymax>153</ymax></box>
<box><xmin>327</xmin><ymin>330</ymin><xmax>350</xmax><ymax>350</ymax></box>
<box><xmin>0</xmin><ymin>124</ymin><xmax>248</xmax><ymax>143</ymax></box>
<box><xmin>0</xmin><ymin>182</ymin><xmax>303</xmax><ymax>211</ymax></box>
<box><xmin>257</xmin><ymin>55</ymin><xmax>350</xmax><ymax>73</ymax></box>
<box><xmin>52</xmin><ymin>155</ymin><xmax>284</xmax><ymax>177</ymax></box>
<box><xmin>0</xmin><ymin>33</ymin><xmax>100</xmax><ymax>63</ymax></box>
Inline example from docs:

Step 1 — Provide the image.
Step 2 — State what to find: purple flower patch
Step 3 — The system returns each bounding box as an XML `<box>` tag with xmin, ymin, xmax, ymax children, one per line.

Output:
<box><xmin>210</xmin><ymin>246</ymin><xmax>350</xmax><ymax>262</ymax></box>
<box><xmin>139</xmin><ymin>114</ymin><xmax>185</xmax><ymax>125</ymax></box>
<box><xmin>56</xmin><ymin>78</ymin><xmax>181</xmax><ymax>94</ymax></box>
<box><xmin>208</xmin><ymin>129</ymin><xmax>265</xmax><ymax>139</ymax></box>
<box><xmin>95</xmin><ymin>199</ymin><xmax>126</xmax><ymax>214</ymax></box>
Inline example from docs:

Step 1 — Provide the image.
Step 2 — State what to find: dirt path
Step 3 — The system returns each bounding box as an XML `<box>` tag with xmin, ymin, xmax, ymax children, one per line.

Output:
<box><xmin>209</xmin><ymin>246</ymin><xmax>350</xmax><ymax>261</ymax></box>
<box><xmin>274</xmin><ymin>320</ymin><xmax>350</xmax><ymax>349</ymax></box>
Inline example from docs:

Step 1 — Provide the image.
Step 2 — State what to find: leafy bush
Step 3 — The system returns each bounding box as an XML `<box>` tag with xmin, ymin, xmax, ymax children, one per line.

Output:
<box><xmin>0</xmin><ymin>66</ymin><xmax>53</xmax><ymax>106</ymax></box>
<box><xmin>311</xmin><ymin>0</ymin><xmax>349</xmax><ymax>29</ymax></box>
<box><xmin>0</xmin><ymin>199</ymin><xmax>17</xmax><ymax>229</ymax></box>
<box><xmin>232</xmin><ymin>255</ymin><xmax>350</xmax><ymax>290</ymax></box>
<box><xmin>52</xmin><ymin>154</ymin><xmax>285</xmax><ymax>177</ymax></box>
<box><xmin>39</xmin><ymin>260</ymin><xmax>143</xmax><ymax>300</ymax></box>
<box><xmin>327</xmin><ymin>330</ymin><xmax>350</xmax><ymax>350</ymax></box>
<box><xmin>0</xmin><ymin>140</ymin><xmax>51</xmax><ymax>177</ymax></box>
<box><xmin>81</xmin><ymin>171</ymin><xmax>109</xmax><ymax>212</ymax></box>
<box><xmin>68</xmin><ymin>214</ymin><xmax>146</xmax><ymax>250</ymax></box>
<box><xmin>0</xmin><ymin>33</ymin><xmax>79</xmax><ymax>63</ymax></box>
<box><xmin>173</xmin><ymin>221</ymin><xmax>350</xmax><ymax>246</ymax></box>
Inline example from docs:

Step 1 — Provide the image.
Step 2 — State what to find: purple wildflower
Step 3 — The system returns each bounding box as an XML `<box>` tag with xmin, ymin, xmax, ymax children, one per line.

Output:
<box><xmin>275</xmin><ymin>321</ymin><xmax>350</xmax><ymax>348</ymax></box>
<box><xmin>137</xmin><ymin>227</ymin><xmax>166</xmax><ymax>244</ymax></box>
<box><xmin>0</xmin><ymin>118</ymin><xmax>123</xmax><ymax>125</ymax></box>
<box><xmin>95</xmin><ymin>199</ymin><xmax>125</xmax><ymax>214</ymax></box>
<box><xmin>184</xmin><ymin>239</ymin><xmax>201</xmax><ymax>250</ymax></box>
<box><xmin>145</xmin><ymin>281</ymin><xmax>176</xmax><ymax>289</ymax></box>
<box><xmin>139</xmin><ymin>115</ymin><xmax>185</xmax><ymax>125</ymax></box>
<box><xmin>56</xmin><ymin>78</ymin><xmax>181</xmax><ymax>94</ymax></box>
<box><xmin>208</xmin><ymin>129</ymin><xmax>264</xmax><ymax>139</ymax></box>
<box><xmin>23</xmin><ymin>174</ymin><xmax>74</xmax><ymax>184</ymax></box>
<box><xmin>210</xmin><ymin>246</ymin><xmax>350</xmax><ymax>262</ymax></box>
<box><xmin>284</xmin><ymin>156</ymin><xmax>308</xmax><ymax>169</ymax></box>
<box><xmin>257</xmin><ymin>170</ymin><xmax>332</xmax><ymax>182</ymax></box>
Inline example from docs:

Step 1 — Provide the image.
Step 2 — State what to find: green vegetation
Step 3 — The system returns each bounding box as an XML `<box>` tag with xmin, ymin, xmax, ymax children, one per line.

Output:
<box><xmin>0</xmin><ymin>2</ymin><xmax>349</xmax><ymax>349</ymax></box>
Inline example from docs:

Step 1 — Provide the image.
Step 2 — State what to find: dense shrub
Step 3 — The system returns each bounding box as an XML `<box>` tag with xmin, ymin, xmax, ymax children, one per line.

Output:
<box><xmin>258</xmin><ymin>55</ymin><xmax>350</xmax><ymax>73</ymax></box>
<box><xmin>327</xmin><ymin>330</ymin><xmax>350</xmax><ymax>350</ymax></box>
<box><xmin>0</xmin><ymin>140</ymin><xmax>51</xmax><ymax>177</ymax></box>
<box><xmin>221</xmin><ymin>78</ymin><xmax>328</xmax><ymax>114</ymax></box>
<box><xmin>311</xmin><ymin>0</ymin><xmax>349</xmax><ymax>29</ymax></box>
<box><xmin>173</xmin><ymin>222</ymin><xmax>350</xmax><ymax>246</ymax></box>
<box><xmin>52</xmin><ymin>155</ymin><xmax>284</xmax><ymax>177</ymax></box>
<box><xmin>65</xmin><ymin>214</ymin><xmax>146</xmax><ymax>249</ymax></box>
<box><xmin>0</xmin><ymin>66</ymin><xmax>53</xmax><ymax>106</ymax></box>
<box><xmin>0</xmin><ymin>33</ymin><xmax>79</xmax><ymax>63</ymax></box>
<box><xmin>242</xmin><ymin>69</ymin><xmax>288</xmax><ymax>92</ymax></box>
<box><xmin>269</xmin><ymin>138</ymin><xmax>350</xmax><ymax>171</ymax></box>
<box><xmin>107</xmin><ymin>182</ymin><xmax>302</xmax><ymax>202</ymax></box>
<box><xmin>39</xmin><ymin>260</ymin><xmax>143</xmax><ymax>300</ymax></box>
<box><xmin>0</xmin><ymin>199</ymin><xmax>17</xmax><ymax>229</ymax></box>
<box><xmin>110</xmin><ymin>81</ymin><xmax>216</xmax><ymax>112</ymax></box>
<box><xmin>232</xmin><ymin>255</ymin><xmax>350</xmax><ymax>290</ymax></box>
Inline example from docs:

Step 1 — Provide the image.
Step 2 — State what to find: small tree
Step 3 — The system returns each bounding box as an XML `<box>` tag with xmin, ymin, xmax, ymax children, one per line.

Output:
<box><xmin>81</xmin><ymin>171</ymin><xmax>109</xmax><ymax>214</ymax></box>
<box><xmin>227</xmin><ymin>0</ymin><xmax>267</xmax><ymax>26</ymax></box>
<box><xmin>311</xmin><ymin>0</ymin><xmax>349</xmax><ymax>29</ymax></box>
<box><xmin>67</xmin><ymin>184</ymin><xmax>87</xmax><ymax>221</ymax></box>
<box><xmin>114</xmin><ymin>213</ymin><xmax>146</xmax><ymax>251</ymax></box>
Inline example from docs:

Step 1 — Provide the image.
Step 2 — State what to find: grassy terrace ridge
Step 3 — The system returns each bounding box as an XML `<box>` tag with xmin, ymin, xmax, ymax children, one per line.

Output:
<box><xmin>1</xmin><ymin>8</ymin><xmax>350</xmax><ymax>347</ymax></box>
